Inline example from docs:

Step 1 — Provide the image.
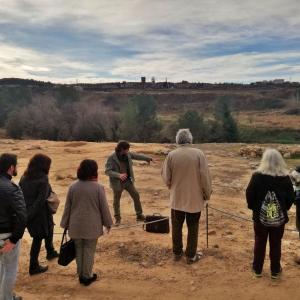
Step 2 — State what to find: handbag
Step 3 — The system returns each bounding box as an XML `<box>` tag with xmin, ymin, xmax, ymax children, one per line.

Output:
<box><xmin>47</xmin><ymin>192</ymin><xmax>60</xmax><ymax>214</ymax></box>
<box><xmin>58</xmin><ymin>229</ymin><xmax>76</xmax><ymax>266</ymax></box>
<box><xmin>143</xmin><ymin>213</ymin><xmax>170</xmax><ymax>234</ymax></box>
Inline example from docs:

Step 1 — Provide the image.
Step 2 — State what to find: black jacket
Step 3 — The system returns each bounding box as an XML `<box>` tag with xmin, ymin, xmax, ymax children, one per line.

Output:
<box><xmin>246</xmin><ymin>172</ymin><xmax>295</xmax><ymax>224</ymax></box>
<box><xmin>19</xmin><ymin>174</ymin><xmax>53</xmax><ymax>238</ymax></box>
<box><xmin>0</xmin><ymin>174</ymin><xmax>27</xmax><ymax>244</ymax></box>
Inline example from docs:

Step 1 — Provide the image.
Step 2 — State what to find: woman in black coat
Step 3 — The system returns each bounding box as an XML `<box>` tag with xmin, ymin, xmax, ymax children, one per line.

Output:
<box><xmin>246</xmin><ymin>148</ymin><xmax>295</xmax><ymax>279</ymax></box>
<box><xmin>19</xmin><ymin>154</ymin><xmax>58</xmax><ymax>275</ymax></box>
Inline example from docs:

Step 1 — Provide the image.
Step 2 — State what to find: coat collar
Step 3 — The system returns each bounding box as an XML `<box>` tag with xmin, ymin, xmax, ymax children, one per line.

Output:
<box><xmin>112</xmin><ymin>152</ymin><xmax>121</xmax><ymax>165</ymax></box>
<box><xmin>178</xmin><ymin>143</ymin><xmax>192</xmax><ymax>148</ymax></box>
<box><xmin>112</xmin><ymin>152</ymin><xmax>132</xmax><ymax>166</ymax></box>
<box><xmin>0</xmin><ymin>173</ymin><xmax>12</xmax><ymax>180</ymax></box>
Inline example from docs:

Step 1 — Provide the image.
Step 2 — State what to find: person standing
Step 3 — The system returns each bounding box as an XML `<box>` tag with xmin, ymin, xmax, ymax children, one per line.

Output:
<box><xmin>61</xmin><ymin>159</ymin><xmax>113</xmax><ymax>286</ymax></box>
<box><xmin>105</xmin><ymin>141</ymin><xmax>153</xmax><ymax>225</ymax></box>
<box><xmin>246</xmin><ymin>149</ymin><xmax>295</xmax><ymax>279</ymax></box>
<box><xmin>161</xmin><ymin>129</ymin><xmax>212</xmax><ymax>264</ymax></box>
<box><xmin>290</xmin><ymin>165</ymin><xmax>300</xmax><ymax>237</ymax></box>
<box><xmin>19</xmin><ymin>154</ymin><xmax>58</xmax><ymax>276</ymax></box>
<box><xmin>0</xmin><ymin>153</ymin><xmax>27</xmax><ymax>300</ymax></box>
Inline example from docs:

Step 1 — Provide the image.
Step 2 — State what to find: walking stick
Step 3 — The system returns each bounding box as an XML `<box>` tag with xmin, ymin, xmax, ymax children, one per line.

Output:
<box><xmin>206</xmin><ymin>202</ymin><xmax>209</xmax><ymax>248</ymax></box>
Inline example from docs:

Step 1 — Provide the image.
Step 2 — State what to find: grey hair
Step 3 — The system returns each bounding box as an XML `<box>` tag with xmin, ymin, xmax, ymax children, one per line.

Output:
<box><xmin>256</xmin><ymin>148</ymin><xmax>288</xmax><ymax>177</ymax></box>
<box><xmin>176</xmin><ymin>129</ymin><xmax>193</xmax><ymax>145</ymax></box>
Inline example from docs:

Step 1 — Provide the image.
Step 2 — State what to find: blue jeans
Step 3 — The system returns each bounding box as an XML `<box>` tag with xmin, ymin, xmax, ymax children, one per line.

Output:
<box><xmin>0</xmin><ymin>233</ymin><xmax>21</xmax><ymax>300</ymax></box>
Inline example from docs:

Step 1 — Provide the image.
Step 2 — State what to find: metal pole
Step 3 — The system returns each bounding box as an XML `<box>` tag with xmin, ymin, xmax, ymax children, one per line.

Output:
<box><xmin>206</xmin><ymin>203</ymin><xmax>209</xmax><ymax>248</ymax></box>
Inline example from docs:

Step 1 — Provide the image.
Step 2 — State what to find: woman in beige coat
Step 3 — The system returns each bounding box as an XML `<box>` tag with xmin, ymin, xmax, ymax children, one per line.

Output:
<box><xmin>61</xmin><ymin>159</ymin><xmax>113</xmax><ymax>286</ymax></box>
<box><xmin>162</xmin><ymin>129</ymin><xmax>212</xmax><ymax>264</ymax></box>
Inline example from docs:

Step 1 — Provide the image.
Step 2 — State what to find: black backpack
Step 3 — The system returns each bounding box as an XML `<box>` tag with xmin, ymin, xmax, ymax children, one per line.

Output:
<box><xmin>259</xmin><ymin>191</ymin><xmax>285</xmax><ymax>227</ymax></box>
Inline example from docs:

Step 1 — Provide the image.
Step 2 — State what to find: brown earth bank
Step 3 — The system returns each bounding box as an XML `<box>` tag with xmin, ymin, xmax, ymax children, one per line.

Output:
<box><xmin>0</xmin><ymin>139</ymin><xmax>299</xmax><ymax>300</ymax></box>
<box><xmin>54</xmin><ymin>88</ymin><xmax>300</xmax><ymax>130</ymax></box>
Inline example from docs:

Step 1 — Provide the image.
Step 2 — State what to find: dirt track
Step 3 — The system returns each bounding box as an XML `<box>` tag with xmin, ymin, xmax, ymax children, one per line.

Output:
<box><xmin>1</xmin><ymin>139</ymin><xmax>299</xmax><ymax>300</ymax></box>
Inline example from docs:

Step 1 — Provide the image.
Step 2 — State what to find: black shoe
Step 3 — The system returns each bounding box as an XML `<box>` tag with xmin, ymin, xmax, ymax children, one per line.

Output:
<box><xmin>46</xmin><ymin>250</ymin><xmax>59</xmax><ymax>260</ymax></box>
<box><xmin>80</xmin><ymin>274</ymin><xmax>98</xmax><ymax>286</ymax></box>
<box><xmin>252</xmin><ymin>268</ymin><xmax>262</xmax><ymax>278</ymax></box>
<box><xmin>115</xmin><ymin>218</ymin><xmax>121</xmax><ymax>226</ymax></box>
<box><xmin>271</xmin><ymin>267</ymin><xmax>282</xmax><ymax>279</ymax></box>
<box><xmin>29</xmin><ymin>265</ymin><xmax>48</xmax><ymax>276</ymax></box>
<box><xmin>136</xmin><ymin>214</ymin><xmax>145</xmax><ymax>222</ymax></box>
<box><xmin>173</xmin><ymin>252</ymin><xmax>183</xmax><ymax>262</ymax></box>
<box><xmin>13</xmin><ymin>294</ymin><xmax>22</xmax><ymax>300</ymax></box>
<box><xmin>79</xmin><ymin>276</ymin><xmax>85</xmax><ymax>284</ymax></box>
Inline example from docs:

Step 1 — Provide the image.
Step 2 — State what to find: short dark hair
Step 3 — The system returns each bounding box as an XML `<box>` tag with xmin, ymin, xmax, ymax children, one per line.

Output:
<box><xmin>77</xmin><ymin>159</ymin><xmax>98</xmax><ymax>181</ymax></box>
<box><xmin>115</xmin><ymin>141</ymin><xmax>130</xmax><ymax>153</ymax></box>
<box><xmin>24</xmin><ymin>154</ymin><xmax>52</xmax><ymax>179</ymax></box>
<box><xmin>0</xmin><ymin>153</ymin><xmax>17</xmax><ymax>174</ymax></box>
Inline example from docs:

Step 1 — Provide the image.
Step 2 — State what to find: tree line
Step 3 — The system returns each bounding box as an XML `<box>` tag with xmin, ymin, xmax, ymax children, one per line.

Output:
<box><xmin>2</xmin><ymin>86</ymin><xmax>238</xmax><ymax>143</ymax></box>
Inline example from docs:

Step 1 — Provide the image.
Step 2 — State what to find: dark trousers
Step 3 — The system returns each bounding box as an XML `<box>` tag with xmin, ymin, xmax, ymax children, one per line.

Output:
<box><xmin>253</xmin><ymin>222</ymin><xmax>285</xmax><ymax>274</ymax></box>
<box><xmin>30</xmin><ymin>238</ymin><xmax>43</xmax><ymax>268</ymax></box>
<box><xmin>113</xmin><ymin>181</ymin><xmax>143</xmax><ymax>219</ymax></box>
<box><xmin>296</xmin><ymin>202</ymin><xmax>300</xmax><ymax>234</ymax></box>
<box><xmin>30</xmin><ymin>227</ymin><xmax>55</xmax><ymax>269</ymax></box>
<box><xmin>171</xmin><ymin>209</ymin><xmax>201</xmax><ymax>258</ymax></box>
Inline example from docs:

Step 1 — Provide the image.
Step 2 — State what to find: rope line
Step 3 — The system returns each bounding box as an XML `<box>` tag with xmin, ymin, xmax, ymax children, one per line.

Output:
<box><xmin>23</xmin><ymin>206</ymin><xmax>298</xmax><ymax>235</ymax></box>
<box><xmin>208</xmin><ymin>205</ymin><xmax>253</xmax><ymax>223</ymax></box>
<box><xmin>24</xmin><ymin>217</ymin><xmax>170</xmax><ymax>235</ymax></box>
<box><xmin>111</xmin><ymin>217</ymin><xmax>169</xmax><ymax>231</ymax></box>
<box><xmin>208</xmin><ymin>205</ymin><xmax>298</xmax><ymax>233</ymax></box>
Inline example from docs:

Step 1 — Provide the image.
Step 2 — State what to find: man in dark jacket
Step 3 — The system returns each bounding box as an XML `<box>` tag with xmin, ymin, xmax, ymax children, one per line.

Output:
<box><xmin>105</xmin><ymin>141</ymin><xmax>153</xmax><ymax>225</ymax></box>
<box><xmin>0</xmin><ymin>153</ymin><xmax>27</xmax><ymax>300</ymax></box>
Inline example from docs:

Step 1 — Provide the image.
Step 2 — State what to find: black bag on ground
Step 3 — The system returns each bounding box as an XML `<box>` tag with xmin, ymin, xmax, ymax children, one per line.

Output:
<box><xmin>143</xmin><ymin>213</ymin><xmax>170</xmax><ymax>234</ymax></box>
<box><xmin>58</xmin><ymin>229</ymin><xmax>76</xmax><ymax>266</ymax></box>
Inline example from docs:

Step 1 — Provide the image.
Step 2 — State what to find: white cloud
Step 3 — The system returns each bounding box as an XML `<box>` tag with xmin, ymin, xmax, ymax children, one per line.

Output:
<box><xmin>0</xmin><ymin>44</ymin><xmax>100</xmax><ymax>82</ymax></box>
<box><xmin>0</xmin><ymin>0</ymin><xmax>300</xmax><ymax>82</ymax></box>
<box><xmin>111</xmin><ymin>50</ymin><xmax>300</xmax><ymax>83</ymax></box>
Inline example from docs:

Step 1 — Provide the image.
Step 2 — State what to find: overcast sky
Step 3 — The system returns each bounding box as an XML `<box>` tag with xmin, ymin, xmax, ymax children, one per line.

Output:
<box><xmin>0</xmin><ymin>0</ymin><xmax>300</xmax><ymax>83</ymax></box>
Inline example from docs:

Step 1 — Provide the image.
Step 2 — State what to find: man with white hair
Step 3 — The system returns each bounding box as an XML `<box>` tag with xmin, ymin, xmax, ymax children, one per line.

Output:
<box><xmin>161</xmin><ymin>129</ymin><xmax>212</xmax><ymax>264</ymax></box>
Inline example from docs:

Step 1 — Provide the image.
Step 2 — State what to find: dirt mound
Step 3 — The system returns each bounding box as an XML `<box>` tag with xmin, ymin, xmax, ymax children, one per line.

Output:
<box><xmin>26</xmin><ymin>145</ymin><xmax>43</xmax><ymax>150</ymax></box>
<box><xmin>64</xmin><ymin>142</ymin><xmax>88</xmax><ymax>147</ymax></box>
<box><xmin>64</xmin><ymin>148</ymin><xmax>82</xmax><ymax>154</ymax></box>
<box><xmin>117</xmin><ymin>241</ymin><xmax>171</xmax><ymax>267</ymax></box>
<box><xmin>239</xmin><ymin>145</ymin><xmax>300</xmax><ymax>159</ymax></box>
<box><xmin>55</xmin><ymin>174</ymin><xmax>76</xmax><ymax>181</ymax></box>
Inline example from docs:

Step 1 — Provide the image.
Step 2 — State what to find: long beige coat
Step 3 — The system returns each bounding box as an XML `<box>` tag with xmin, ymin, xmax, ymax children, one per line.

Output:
<box><xmin>161</xmin><ymin>145</ymin><xmax>212</xmax><ymax>213</ymax></box>
<box><xmin>60</xmin><ymin>180</ymin><xmax>113</xmax><ymax>239</ymax></box>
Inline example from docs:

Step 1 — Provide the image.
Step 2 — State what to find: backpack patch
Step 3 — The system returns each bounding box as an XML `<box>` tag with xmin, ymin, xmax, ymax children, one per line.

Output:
<box><xmin>259</xmin><ymin>191</ymin><xmax>285</xmax><ymax>227</ymax></box>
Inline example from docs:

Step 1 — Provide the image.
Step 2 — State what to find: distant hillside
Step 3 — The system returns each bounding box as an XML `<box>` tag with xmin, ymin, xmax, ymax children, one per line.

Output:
<box><xmin>0</xmin><ymin>78</ymin><xmax>299</xmax><ymax>143</ymax></box>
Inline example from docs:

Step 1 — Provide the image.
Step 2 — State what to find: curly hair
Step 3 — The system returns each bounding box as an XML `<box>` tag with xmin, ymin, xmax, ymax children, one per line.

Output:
<box><xmin>115</xmin><ymin>140</ymin><xmax>130</xmax><ymax>153</ymax></box>
<box><xmin>175</xmin><ymin>129</ymin><xmax>193</xmax><ymax>145</ymax></box>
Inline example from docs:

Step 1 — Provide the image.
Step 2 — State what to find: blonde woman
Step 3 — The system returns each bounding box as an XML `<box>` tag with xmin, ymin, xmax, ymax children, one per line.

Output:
<box><xmin>246</xmin><ymin>149</ymin><xmax>294</xmax><ymax>279</ymax></box>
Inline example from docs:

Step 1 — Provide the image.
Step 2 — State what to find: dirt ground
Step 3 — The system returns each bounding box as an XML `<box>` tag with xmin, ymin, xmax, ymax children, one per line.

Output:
<box><xmin>1</xmin><ymin>139</ymin><xmax>299</xmax><ymax>300</ymax></box>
